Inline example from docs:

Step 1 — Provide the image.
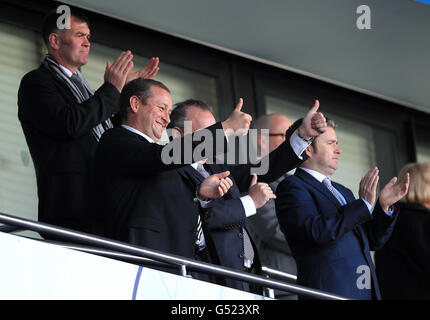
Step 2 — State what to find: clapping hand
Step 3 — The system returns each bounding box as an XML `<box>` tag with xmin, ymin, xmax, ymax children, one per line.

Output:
<box><xmin>359</xmin><ymin>167</ymin><xmax>379</xmax><ymax>207</ymax></box>
<box><xmin>379</xmin><ymin>172</ymin><xmax>410</xmax><ymax>212</ymax></box>
<box><xmin>126</xmin><ymin>57</ymin><xmax>160</xmax><ymax>83</ymax></box>
<box><xmin>104</xmin><ymin>51</ymin><xmax>134</xmax><ymax>92</ymax></box>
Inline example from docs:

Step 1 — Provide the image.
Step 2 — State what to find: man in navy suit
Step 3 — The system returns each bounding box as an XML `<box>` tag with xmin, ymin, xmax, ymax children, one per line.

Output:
<box><xmin>275</xmin><ymin>119</ymin><xmax>410</xmax><ymax>299</ymax></box>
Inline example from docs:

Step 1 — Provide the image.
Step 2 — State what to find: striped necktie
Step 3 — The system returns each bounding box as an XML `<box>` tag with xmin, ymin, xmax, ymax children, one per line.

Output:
<box><xmin>195</xmin><ymin>164</ymin><xmax>210</xmax><ymax>248</ymax></box>
<box><xmin>70</xmin><ymin>73</ymin><xmax>112</xmax><ymax>140</ymax></box>
<box><xmin>196</xmin><ymin>164</ymin><xmax>254</xmax><ymax>267</ymax></box>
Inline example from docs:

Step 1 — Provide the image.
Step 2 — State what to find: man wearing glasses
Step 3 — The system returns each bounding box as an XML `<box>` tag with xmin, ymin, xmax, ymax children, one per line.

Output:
<box><xmin>247</xmin><ymin>114</ymin><xmax>298</xmax><ymax>299</ymax></box>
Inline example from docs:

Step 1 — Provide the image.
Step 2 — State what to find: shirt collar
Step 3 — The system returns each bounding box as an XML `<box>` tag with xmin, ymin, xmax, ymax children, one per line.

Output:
<box><xmin>59</xmin><ymin>65</ymin><xmax>74</xmax><ymax>78</ymax></box>
<box><xmin>121</xmin><ymin>125</ymin><xmax>155</xmax><ymax>143</ymax></box>
<box><xmin>299</xmin><ymin>167</ymin><xmax>329</xmax><ymax>183</ymax></box>
<box><xmin>191</xmin><ymin>159</ymin><xmax>207</xmax><ymax>169</ymax></box>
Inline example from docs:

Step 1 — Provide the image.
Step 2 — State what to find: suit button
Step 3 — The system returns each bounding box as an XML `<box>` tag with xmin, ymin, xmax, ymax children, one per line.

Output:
<box><xmin>238</xmin><ymin>232</ymin><xmax>243</xmax><ymax>238</ymax></box>
<box><xmin>239</xmin><ymin>253</ymin><xmax>244</xmax><ymax>258</ymax></box>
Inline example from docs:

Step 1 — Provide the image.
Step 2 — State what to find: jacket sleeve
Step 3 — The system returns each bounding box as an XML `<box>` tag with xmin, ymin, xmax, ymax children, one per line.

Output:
<box><xmin>18</xmin><ymin>69</ymin><xmax>120</xmax><ymax>139</ymax></box>
<box><xmin>201</xmin><ymin>197</ymin><xmax>247</xmax><ymax>231</ymax></box>
<box><xmin>99</xmin><ymin>122</ymin><xmax>228</xmax><ymax>176</ymax></box>
<box><xmin>248</xmin><ymin>184</ymin><xmax>292</xmax><ymax>253</ymax></box>
<box><xmin>363</xmin><ymin>202</ymin><xmax>399</xmax><ymax>251</ymax></box>
<box><xmin>231</xmin><ymin>119</ymin><xmax>306</xmax><ymax>193</ymax></box>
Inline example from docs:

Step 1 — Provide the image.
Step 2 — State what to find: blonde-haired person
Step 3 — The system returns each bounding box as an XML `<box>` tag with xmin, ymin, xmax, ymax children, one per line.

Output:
<box><xmin>375</xmin><ymin>163</ymin><xmax>430</xmax><ymax>299</ymax></box>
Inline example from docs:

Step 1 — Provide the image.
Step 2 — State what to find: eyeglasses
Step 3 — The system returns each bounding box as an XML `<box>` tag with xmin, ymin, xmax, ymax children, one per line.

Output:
<box><xmin>268</xmin><ymin>133</ymin><xmax>286</xmax><ymax>138</ymax></box>
<box><xmin>260</xmin><ymin>133</ymin><xmax>286</xmax><ymax>138</ymax></box>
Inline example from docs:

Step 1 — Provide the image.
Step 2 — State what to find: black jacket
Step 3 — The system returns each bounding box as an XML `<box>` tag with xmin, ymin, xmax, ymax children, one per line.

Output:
<box><xmin>17</xmin><ymin>63</ymin><xmax>120</xmax><ymax>233</ymax></box>
<box><xmin>375</xmin><ymin>202</ymin><xmax>430</xmax><ymax>299</ymax></box>
<box><xmin>92</xmin><ymin>123</ymin><xmax>227</xmax><ymax>259</ymax></box>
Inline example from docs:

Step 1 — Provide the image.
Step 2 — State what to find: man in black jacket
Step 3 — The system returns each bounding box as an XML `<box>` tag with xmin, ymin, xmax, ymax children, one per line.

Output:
<box><xmin>93</xmin><ymin>78</ymin><xmax>252</xmax><ymax>260</ymax></box>
<box><xmin>17</xmin><ymin>9</ymin><xmax>158</xmax><ymax>234</ymax></box>
<box><xmin>167</xmin><ymin>99</ymin><xmax>327</xmax><ymax>292</ymax></box>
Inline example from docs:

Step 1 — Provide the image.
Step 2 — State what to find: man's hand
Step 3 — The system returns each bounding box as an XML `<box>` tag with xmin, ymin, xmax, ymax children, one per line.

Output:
<box><xmin>359</xmin><ymin>166</ymin><xmax>379</xmax><ymax>207</ymax></box>
<box><xmin>198</xmin><ymin>171</ymin><xmax>233</xmax><ymax>200</ymax></box>
<box><xmin>297</xmin><ymin>100</ymin><xmax>327</xmax><ymax>140</ymax></box>
<box><xmin>126</xmin><ymin>57</ymin><xmax>160</xmax><ymax>83</ymax></box>
<box><xmin>221</xmin><ymin>98</ymin><xmax>252</xmax><ymax>136</ymax></box>
<box><xmin>104</xmin><ymin>51</ymin><xmax>134</xmax><ymax>92</ymax></box>
<box><xmin>248</xmin><ymin>174</ymin><xmax>276</xmax><ymax>209</ymax></box>
<box><xmin>379</xmin><ymin>172</ymin><xmax>410</xmax><ymax>212</ymax></box>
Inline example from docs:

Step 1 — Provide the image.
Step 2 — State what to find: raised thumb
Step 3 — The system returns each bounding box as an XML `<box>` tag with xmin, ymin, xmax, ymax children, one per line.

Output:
<box><xmin>250</xmin><ymin>173</ymin><xmax>258</xmax><ymax>186</ymax></box>
<box><xmin>216</xmin><ymin>171</ymin><xmax>230</xmax><ymax>179</ymax></box>
<box><xmin>234</xmin><ymin>98</ymin><xmax>243</xmax><ymax>111</ymax></box>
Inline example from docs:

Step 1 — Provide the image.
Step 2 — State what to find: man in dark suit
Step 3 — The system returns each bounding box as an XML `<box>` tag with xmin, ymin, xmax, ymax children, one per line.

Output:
<box><xmin>17</xmin><ymin>9</ymin><xmax>158</xmax><ymax>234</ymax></box>
<box><xmin>167</xmin><ymin>99</ymin><xmax>327</xmax><ymax>292</ymax></box>
<box><xmin>247</xmin><ymin>114</ymin><xmax>299</xmax><ymax>299</ymax></box>
<box><xmin>93</xmin><ymin>78</ymin><xmax>252</xmax><ymax>260</ymax></box>
<box><xmin>275</xmin><ymin>119</ymin><xmax>410</xmax><ymax>299</ymax></box>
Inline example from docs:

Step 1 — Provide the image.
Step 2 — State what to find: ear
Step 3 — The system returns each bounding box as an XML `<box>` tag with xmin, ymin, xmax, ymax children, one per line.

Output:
<box><xmin>129</xmin><ymin>96</ymin><xmax>140</xmax><ymax>113</ymax></box>
<box><xmin>171</xmin><ymin>126</ymin><xmax>184</xmax><ymax>138</ymax></box>
<box><xmin>305</xmin><ymin>145</ymin><xmax>313</xmax><ymax>159</ymax></box>
<box><xmin>48</xmin><ymin>33</ymin><xmax>60</xmax><ymax>51</ymax></box>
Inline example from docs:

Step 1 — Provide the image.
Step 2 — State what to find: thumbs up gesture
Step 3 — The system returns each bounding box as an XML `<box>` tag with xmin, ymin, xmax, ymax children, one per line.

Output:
<box><xmin>297</xmin><ymin>100</ymin><xmax>327</xmax><ymax>141</ymax></box>
<box><xmin>248</xmin><ymin>174</ymin><xmax>276</xmax><ymax>209</ymax></box>
<box><xmin>221</xmin><ymin>98</ymin><xmax>252</xmax><ymax>136</ymax></box>
<box><xmin>198</xmin><ymin>171</ymin><xmax>233</xmax><ymax>200</ymax></box>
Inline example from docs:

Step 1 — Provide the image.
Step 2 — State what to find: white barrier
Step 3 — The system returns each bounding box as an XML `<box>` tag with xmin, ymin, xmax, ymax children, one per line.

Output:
<box><xmin>0</xmin><ymin>232</ymin><xmax>265</xmax><ymax>300</ymax></box>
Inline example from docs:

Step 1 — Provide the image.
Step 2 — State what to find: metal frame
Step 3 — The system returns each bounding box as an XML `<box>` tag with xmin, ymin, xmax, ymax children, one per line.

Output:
<box><xmin>0</xmin><ymin>212</ymin><xmax>349</xmax><ymax>300</ymax></box>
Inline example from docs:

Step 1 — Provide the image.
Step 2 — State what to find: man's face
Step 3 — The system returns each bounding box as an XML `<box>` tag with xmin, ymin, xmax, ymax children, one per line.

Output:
<box><xmin>56</xmin><ymin>17</ymin><xmax>91</xmax><ymax>71</ymax></box>
<box><xmin>268</xmin><ymin>115</ymin><xmax>292</xmax><ymax>154</ymax></box>
<box><xmin>258</xmin><ymin>115</ymin><xmax>292</xmax><ymax>157</ymax></box>
<box><xmin>138</xmin><ymin>86</ymin><xmax>172</xmax><ymax>141</ymax></box>
<box><xmin>184</xmin><ymin>106</ymin><xmax>216</xmax><ymax>135</ymax></box>
<box><xmin>305</xmin><ymin>126</ymin><xmax>342</xmax><ymax>176</ymax></box>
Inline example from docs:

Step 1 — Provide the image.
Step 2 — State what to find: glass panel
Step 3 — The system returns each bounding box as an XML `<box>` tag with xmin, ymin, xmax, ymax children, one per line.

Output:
<box><xmin>0</xmin><ymin>23</ymin><xmax>220</xmax><ymax>236</ymax></box>
<box><xmin>417</xmin><ymin>143</ymin><xmax>430</xmax><ymax>163</ymax></box>
<box><xmin>83</xmin><ymin>43</ymin><xmax>220</xmax><ymax>144</ymax></box>
<box><xmin>0</xmin><ymin>23</ymin><xmax>40</xmax><ymax>222</ymax></box>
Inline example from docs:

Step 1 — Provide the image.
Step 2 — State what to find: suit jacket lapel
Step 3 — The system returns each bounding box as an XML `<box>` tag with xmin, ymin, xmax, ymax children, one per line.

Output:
<box><xmin>295</xmin><ymin>169</ymin><xmax>342</xmax><ymax>208</ymax></box>
<box><xmin>296</xmin><ymin>169</ymin><xmax>369</xmax><ymax>250</ymax></box>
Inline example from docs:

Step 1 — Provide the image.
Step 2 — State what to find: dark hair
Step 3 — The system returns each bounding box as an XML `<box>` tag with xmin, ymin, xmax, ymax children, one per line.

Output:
<box><xmin>42</xmin><ymin>8</ymin><xmax>90</xmax><ymax>49</ymax></box>
<box><xmin>312</xmin><ymin>117</ymin><xmax>338</xmax><ymax>148</ymax></box>
<box><xmin>167</xmin><ymin>99</ymin><xmax>213</xmax><ymax>131</ymax></box>
<box><xmin>325</xmin><ymin>117</ymin><xmax>337</xmax><ymax>129</ymax></box>
<box><xmin>119</xmin><ymin>78</ymin><xmax>170</xmax><ymax>123</ymax></box>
